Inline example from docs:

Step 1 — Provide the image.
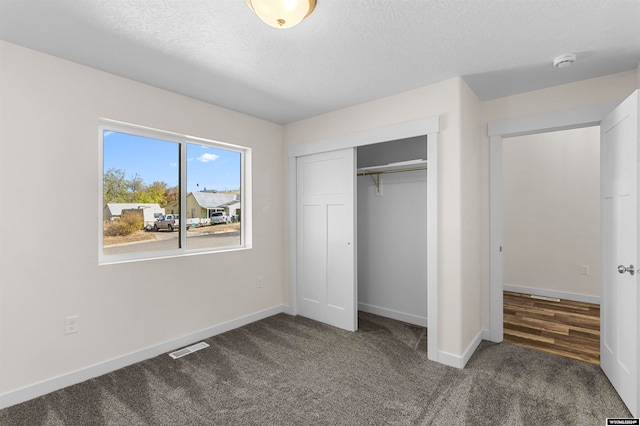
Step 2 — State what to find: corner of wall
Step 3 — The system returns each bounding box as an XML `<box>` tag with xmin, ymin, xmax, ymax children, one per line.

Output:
<box><xmin>437</xmin><ymin>328</ymin><xmax>486</xmax><ymax>369</ymax></box>
<box><xmin>458</xmin><ymin>78</ymin><xmax>483</xmax><ymax>357</ymax></box>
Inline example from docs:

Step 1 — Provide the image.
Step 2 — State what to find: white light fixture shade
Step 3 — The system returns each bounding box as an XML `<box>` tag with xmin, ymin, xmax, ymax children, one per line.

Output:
<box><xmin>246</xmin><ymin>0</ymin><xmax>316</xmax><ymax>29</ymax></box>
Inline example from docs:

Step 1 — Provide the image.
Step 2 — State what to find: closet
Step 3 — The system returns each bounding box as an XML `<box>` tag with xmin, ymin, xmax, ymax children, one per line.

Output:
<box><xmin>356</xmin><ymin>135</ymin><xmax>428</xmax><ymax>327</ymax></box>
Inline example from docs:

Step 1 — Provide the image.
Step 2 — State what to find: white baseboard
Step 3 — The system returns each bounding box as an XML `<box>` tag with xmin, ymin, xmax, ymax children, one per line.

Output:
<box><xmin>437</xmin><ymin>329</ymin><xmax>488</xmax><ymax>369</ymax></box>
<box><xmin>0</xmin><ymin>304</ymin><xmax>287</xmax><ymax>410</ymax></box>
<box><xmin>282</xmin><ymin>304</ymin><xmax>293</xmax><ymax>315</ymax></box>
<box><xmin>437</xmin><ymin>350</ymin><xmax>463</xmax><ymax>369</ymax></box>
<box><xmin>358</xmin><ymin>303</ymin><xmax>427</xmax><ymax>327</ymax></box>
<box><xmin>504</xmin><ymin>284</ymin><xmax>600</xmax><ymax>305</ymax></box>
<box><xmin>481</xmin><ymin>329</ymin><xmax>491</xmax><ymax>342</ymax></box>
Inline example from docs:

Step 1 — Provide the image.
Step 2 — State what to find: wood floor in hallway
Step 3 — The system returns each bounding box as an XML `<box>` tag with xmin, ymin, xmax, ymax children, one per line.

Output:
<box><xmin>503</xmin><ymin>291</ymin><xmax>600</xmax><ymax>365</ymax></box>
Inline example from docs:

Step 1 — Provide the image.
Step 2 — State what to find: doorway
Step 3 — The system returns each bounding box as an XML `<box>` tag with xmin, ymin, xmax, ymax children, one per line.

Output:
<box><xmin>487</xmin><ymin>103</ymin><xmax>616</xmax><ymax>343</ymax></box>
<box><xmin>356</xmin><ymin>136</ymin><xmax>428</xmax><ymax>327</ymax></box>
<box><xmin>501</xmin><ymin>127</ymin><xmax>601</xmax><ymax>362</ymax></box>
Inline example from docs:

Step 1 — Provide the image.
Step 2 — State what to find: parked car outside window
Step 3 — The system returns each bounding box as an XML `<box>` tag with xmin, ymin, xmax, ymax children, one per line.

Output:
<box><xmin>210</xmin><ymin>212</ymin><xmax>229</xmax><ymax>224</ymax></box>
<box><xmin>153</xmin><ymin>214</ymin><xmax>189</xmax><ymax>231</ymax></box>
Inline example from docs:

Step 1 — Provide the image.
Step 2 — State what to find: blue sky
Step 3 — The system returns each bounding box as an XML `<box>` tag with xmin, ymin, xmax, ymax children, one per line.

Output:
<box><xmin>103</xmin><ymin>130</ymin><xmax>241</xmax><ymax>193</ymax></box>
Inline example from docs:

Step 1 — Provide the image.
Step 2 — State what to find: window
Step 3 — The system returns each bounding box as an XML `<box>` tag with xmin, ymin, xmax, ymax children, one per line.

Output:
<box><xmin>100</xmin><ymin>121</ymin><xmax>249</xmax><ymax>263</ymax></box>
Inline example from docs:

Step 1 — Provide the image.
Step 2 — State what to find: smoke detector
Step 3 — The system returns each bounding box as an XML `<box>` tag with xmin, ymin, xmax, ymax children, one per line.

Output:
<box><xmin>553</xmin><ymin>54</ymin><xmax>576</xmax><ymax>68</ymax></box>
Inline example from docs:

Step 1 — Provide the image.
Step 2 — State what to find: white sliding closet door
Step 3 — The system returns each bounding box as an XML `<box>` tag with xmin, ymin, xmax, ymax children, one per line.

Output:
<box><xmin>296</xmin><ymin>148</ymin><xmax>356</xmax><ymax>331</ymax></box>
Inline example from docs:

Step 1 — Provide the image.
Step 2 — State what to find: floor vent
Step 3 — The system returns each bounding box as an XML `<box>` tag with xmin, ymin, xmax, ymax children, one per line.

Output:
<box><xmin>531</xmin><ymin>295</ymin><xmax>560</xmax><ymax>302</ymax></box>
<box><xmin>169</xmin><ymin>341</ymin><xmax>210</xmax><ymax>359</ymax></box>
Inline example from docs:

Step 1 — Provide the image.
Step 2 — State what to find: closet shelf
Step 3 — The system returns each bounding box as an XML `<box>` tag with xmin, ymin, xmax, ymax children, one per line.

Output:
<box><xmin>356</xmin><ymin>159</ymin><xmax>427</xmax><ymax>176</ymax></box>
<box><xmin>357</xmin><ymin>160</ymin><xmax>427</xmax><ymax>194</ymax></box>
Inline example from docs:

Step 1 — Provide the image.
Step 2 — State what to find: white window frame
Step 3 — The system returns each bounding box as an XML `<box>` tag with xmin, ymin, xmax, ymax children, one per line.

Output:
<box><xmin>98</xmin><ymin>119</ymin><xmax>252</xmax><ymax>265</ymax></box>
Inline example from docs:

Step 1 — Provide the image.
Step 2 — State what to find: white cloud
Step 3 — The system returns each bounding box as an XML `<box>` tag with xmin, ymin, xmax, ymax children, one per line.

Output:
<box><xmin>103</xmin><ymin>130</ymin><xmax>114</xmax><ymax>138</ymax></box>
<box><xmin>169</xmin><ymin>162</ymin><xmax>177</xmax><ymax>168</ymax></box>
<box><xmin>197</xmin><ymin>153</ymin><xmax>219</xmax><ymax>163</ymax></box>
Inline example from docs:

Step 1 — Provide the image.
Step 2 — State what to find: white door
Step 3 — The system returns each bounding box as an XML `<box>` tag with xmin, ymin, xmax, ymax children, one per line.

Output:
<box><xmin>296</xmin><ymin>148</ymin><xmax>357</xmax><ymax>331</ymax></box>
<box><xmin>601</xmin><ymin>90</ymin><xmax>639</xmax><ymax>417</ymax></box>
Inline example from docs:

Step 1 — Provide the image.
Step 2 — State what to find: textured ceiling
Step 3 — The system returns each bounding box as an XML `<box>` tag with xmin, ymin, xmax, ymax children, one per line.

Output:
<box><xmin>1</xmin><ymin>0</ymin><xmax>639</xmax><ymax>124</ymax></box>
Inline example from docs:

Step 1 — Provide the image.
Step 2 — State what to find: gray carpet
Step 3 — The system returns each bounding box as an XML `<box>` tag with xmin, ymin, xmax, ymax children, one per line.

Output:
<box><xmin>0</xmin><ymin>312</ymin><xmax>631</xmax><ymax>425</ymax></box>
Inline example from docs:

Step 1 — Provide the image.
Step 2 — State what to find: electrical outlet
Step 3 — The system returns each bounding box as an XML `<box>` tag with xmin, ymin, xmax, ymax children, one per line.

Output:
<box><xmin>64</xmin><ymin>315</ymin><xmax>79</xmax><ymax>335</ymax></box>
<box><xmin>580</xmin><ymin>265</ymin><xmax>590</xmax><ymax>275</ymax></box>
<box><xmin>257</xmin><ymin>276</ymin><xmax>264</xmax><ymax>288</ymax></box>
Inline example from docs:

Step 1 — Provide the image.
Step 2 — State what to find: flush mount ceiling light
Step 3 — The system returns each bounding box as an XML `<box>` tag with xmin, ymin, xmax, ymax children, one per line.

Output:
<box><xmin>246</xmin><ymin>0</ymin><xmax>316</xmax><ymax>29</ymax></box>
<box><xmin>553</xmin><ymin>53</ymin><xmax>576</xmax><ymax>68</ymax></box>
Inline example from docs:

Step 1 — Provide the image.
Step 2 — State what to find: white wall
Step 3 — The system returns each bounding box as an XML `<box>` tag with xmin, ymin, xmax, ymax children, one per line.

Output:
<box><xmin>357</xmin><ymin>160</ymin><xmax>427</xmax><ymax>325</ymax></box>
<box><xmin>0</xmin><ymin>42</ymin><xmax>285</xmax><ymax>399</ymax></box>
<box><xmin>479</xmin><ymin>69</ymin><xmax>640</xmax><ymax>330</ymax></box>
<box><xmin>503</xmin><ymin>127</ymin><xmax>600</xmax><ymax>300</ymax></box>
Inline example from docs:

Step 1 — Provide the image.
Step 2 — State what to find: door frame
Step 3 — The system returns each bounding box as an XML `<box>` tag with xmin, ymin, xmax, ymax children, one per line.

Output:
<box><xmin>287</xmin><ymin>116</ymin><xmax>440</xmax><ymax>361</ymax></box>
<box><xmin>488</xmin><ymin>102</ymin><xmax>618</xmax><ymax>342</ymax></box>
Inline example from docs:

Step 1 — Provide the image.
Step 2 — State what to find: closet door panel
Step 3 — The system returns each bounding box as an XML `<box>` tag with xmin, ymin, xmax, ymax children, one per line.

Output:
<box><xmin>327</xmin><ymin>203</ymin><xmax>347</xmax><ymax>309</ymax></box>
<box><xmin>296</xmin><ymin>148</ymin><xmax>356</xmax><ymax>331</ymax></box>
<box><xmin>301</xmin><ymin>204</ymin><xmax>324</xmax><ymax>304</ymax></box>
